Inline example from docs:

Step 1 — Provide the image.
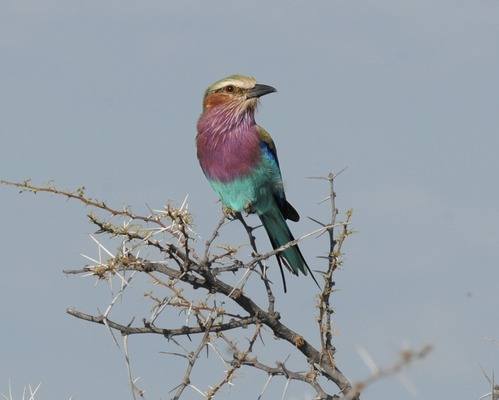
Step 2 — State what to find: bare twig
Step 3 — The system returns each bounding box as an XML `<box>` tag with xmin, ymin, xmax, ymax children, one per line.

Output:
<box><xmin>341</xmin><ymin>345</ymin><xmax>432</xmax><ymax>400</ymax></box>
<box><xmin>236</xmin><ymin>214</ymin><xmax>276</xmax><ymax>313</ymax></box>
<box><xmin>172</xmin><ymin>315</ymin><xmax>215</xmax><ymax>400</ymax></box>
<box><xmin>207</xmin><ymin>324</ymin><xmax>262</xmax><ymax>398</ymax></box>
<box><xmin>67</xmin><ymin>308</ymin><xmax>257</xmax><ymax>337</ymax></box>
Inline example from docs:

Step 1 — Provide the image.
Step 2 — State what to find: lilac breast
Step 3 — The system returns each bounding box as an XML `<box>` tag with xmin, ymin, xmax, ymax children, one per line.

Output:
<box><xmin>196</xmin><ymin>107</ymin><xmax>261</xmax><ymax>183</ymax></box>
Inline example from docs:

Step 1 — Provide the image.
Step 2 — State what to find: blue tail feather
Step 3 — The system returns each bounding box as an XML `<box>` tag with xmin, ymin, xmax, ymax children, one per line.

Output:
<box><xmin>259</xmin><ymin>205</ymin><xmax>318</xmax><ymax>289</ymax></box>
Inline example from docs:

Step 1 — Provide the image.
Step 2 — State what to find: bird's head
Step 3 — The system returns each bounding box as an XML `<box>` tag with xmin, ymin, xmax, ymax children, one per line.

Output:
<box><xmin>202</xmin><ymin>74</ymin><xmax>276</xmax><ymax>114</ymax></box>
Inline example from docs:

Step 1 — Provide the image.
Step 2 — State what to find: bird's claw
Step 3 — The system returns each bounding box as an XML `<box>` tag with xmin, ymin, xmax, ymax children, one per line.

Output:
<box><xmin>244</xmin><ymin>202</ymin><xmax>255</xmax><ymax>216</ymax></box>
<box><xmin>223</xmin><ymin>206</ymin><xmax>237</xmax><ymax>220</ymax></box>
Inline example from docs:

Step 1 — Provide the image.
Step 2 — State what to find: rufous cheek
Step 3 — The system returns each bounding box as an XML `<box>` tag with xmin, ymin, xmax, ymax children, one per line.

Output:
<box><xmin>203</xmin><ymin>93</ymin><xmax>233</xmax><ymax>109</ymax></box>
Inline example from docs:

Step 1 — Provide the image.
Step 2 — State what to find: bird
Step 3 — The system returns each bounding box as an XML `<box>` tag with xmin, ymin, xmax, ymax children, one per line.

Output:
<box><xmin>196</xmin><ymin>74</ymin><xmax>317</xmax><ymax>290</ymax></box>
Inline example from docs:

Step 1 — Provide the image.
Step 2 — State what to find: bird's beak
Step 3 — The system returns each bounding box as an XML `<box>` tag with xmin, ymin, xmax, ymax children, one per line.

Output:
<box><xmin>246</xmin><ymin>83</ymin><xmax>277</xmax><ymax>99</ymax></box>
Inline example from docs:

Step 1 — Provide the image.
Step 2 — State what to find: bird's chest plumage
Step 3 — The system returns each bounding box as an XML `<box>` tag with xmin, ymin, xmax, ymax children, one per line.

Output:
<box><xmin>196</xmin><ymin>124</ymin><xmax>262</xmax><ymax>183</ymax></box>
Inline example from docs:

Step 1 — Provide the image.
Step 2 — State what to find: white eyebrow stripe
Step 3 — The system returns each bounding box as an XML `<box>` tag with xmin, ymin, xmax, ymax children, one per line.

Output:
<box><xmin>208</xmin><ymin>75</ymin><xmax>256</xmax><ymax>92</ymax></box>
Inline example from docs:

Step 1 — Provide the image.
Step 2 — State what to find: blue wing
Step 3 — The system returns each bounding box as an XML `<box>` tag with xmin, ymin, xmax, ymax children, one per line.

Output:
<box><xmin>257</xmin><ymin>126</ymin><xmax>300</xmax><ymax>222</ymax></box>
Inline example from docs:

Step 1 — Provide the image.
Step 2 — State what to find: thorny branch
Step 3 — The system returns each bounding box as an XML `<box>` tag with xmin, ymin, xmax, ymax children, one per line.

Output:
<box><xmin>313</xmin><ymin>171</ymin><xmax>352</xmax><ymax>371</ymax></box>
<box><xmin>171</xmin><ymin>315</ymin><xmax>215</xmax><ymax>400</ymax></box>
<box><xmin>206</xmin><ymin>324</ymin><xmax>262</xmax><ymax>398</ymax></box>
<box><xmin>1</xmin><ymin>175</ymin><xmax>429</xmax><ymax>399</ymax></box>
<box><xmin>66</xmin><ymin>308</ymin><xmax>258</xmax><ymax>337</ymax></box>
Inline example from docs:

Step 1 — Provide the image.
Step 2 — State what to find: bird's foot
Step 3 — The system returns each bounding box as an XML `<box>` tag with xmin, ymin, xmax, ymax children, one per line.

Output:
<box><xmin>243</xmin><ymin>202</ymin><xmax>255</xmax><ymax>216</ymax></box>
<box><xmin>222</xmin><ymin>206</ymin><xmax>238</xmax><ymax>220</ymax></box>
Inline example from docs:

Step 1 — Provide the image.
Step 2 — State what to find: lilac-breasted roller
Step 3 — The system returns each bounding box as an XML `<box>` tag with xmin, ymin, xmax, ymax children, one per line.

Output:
<box><xmin>196</xmin><ymin>75</ymin><xmax>316</xmax><ymax>287</ymax></box>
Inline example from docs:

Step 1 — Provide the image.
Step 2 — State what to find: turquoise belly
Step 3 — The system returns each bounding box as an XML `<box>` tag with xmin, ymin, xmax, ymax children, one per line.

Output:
<box><xmin>208</xmin><ymin>160</ymin><xmax>277</xmax><ymax>214</ymax></box>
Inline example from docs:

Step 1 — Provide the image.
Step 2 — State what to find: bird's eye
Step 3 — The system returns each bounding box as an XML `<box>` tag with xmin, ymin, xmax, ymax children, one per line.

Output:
<box><xmin>225</xmin><ymin>85</ymin><xmax>235</xmax><ymax>92</ymax></box>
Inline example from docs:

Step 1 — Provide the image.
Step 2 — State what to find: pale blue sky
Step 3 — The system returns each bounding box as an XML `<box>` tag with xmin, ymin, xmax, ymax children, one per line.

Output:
<box><xmin>1</xmin><ymin>1</ymin><xmax>499</xmax><ymax>399</ymax></box>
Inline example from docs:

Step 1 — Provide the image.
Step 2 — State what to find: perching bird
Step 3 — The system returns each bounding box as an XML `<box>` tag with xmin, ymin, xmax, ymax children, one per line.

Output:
<box><xmin>196</xmin><ymin>75</ymin><xmax>317</xmax><ymax>289</ymax></box>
